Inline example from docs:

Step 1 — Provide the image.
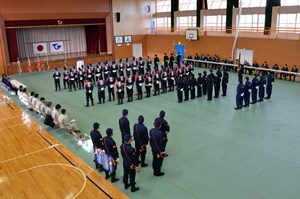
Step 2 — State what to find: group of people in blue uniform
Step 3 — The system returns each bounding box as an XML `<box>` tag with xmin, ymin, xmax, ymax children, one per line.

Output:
<box><xmin>90</xmin><ymin>109</ymin><xmax>170</xmax><ymax>193</ymax></box>
<box><xmin>235</xmin><ymin>70</ymin><xmax>275</xmax><ymax>110</ymax></box>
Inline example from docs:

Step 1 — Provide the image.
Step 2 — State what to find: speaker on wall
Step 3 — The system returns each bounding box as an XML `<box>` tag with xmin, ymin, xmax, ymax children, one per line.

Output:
<box><xmin>116</xmin><ymin>12</ymin><xmax>121</xmax><ymax>23</ymax></box>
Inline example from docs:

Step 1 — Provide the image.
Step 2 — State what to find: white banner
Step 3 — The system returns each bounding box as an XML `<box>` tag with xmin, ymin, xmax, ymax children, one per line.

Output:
<box><xmin>33</xmin><ymin>43</ymin><xmax>48</xmax><ymax>54</ymax></box>
<box><xmin>50</xmin><ymin>41</ymin><xmax>64</xmax><ymax>53</ymax></box>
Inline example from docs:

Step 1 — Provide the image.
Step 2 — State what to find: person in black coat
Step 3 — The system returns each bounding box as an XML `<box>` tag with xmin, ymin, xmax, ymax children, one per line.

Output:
<box><xmin>133</xmin><ymin>115</ymin><xmax>149</xmax><ymax>167</ymax></box>
<box><xmin>176</xmin><ymin>52</ymin><xmax>181</xmax><ymax>68</ymax></box>
<box><xmin>206</xmin><ymin>70</ymin><xmax>214</xmax><ymax>101</ymax></box>
<box><xmin>214</xmin><ymin>73</ymin><xmax>221</xmax><ymax>98</ymax></box>
<box><xmin>84</xmin><ymin>79</ymin><xmax>94</xmax><ymax>107</ymax></box>
<box><xmin>221</xmin><ymin>70</ymin><xmax>229</xmax><ymax>96</ymax></box>
<box><xmin>119</xmin><ymin>109</ymin><xmax>131</xmax><ymax>143</ymax></box>
<box><xmin>150</xmin><ymin>119</ymin><xmax>166</xmax><ymax>176</ymax></box>
<box><xmin>121</xmin><ymin>134</ymin><xmax>140</xmax><ymax>192</ymax></box>
<box><xmin>103</xmin><ymin>128</ymin><xmax>119</xmax><ymax>182</ymax></box>
<box><xmin>202</xmin><ymin>71</ymin><xmax>207</xmax><ymax>95</ymax></box>
<box><xmin>52</xmin><ymin>68</ymin><xmax>61</xmax><ymax>91</ymax></box>
<box><xmin>196</xmin><ymin>73</ymin><xmax>203</xmax><ymax>97</ymax></box>
<box><xmin>90</xmin><ymin>122</ymin><xmax>104</xmax><ymax>171</ymax></box>
<box><xmin>154</xmin><ymin>54</ymin><xmax>159</xmax><ymax>71</ymax></box>
<box><xmin>189</xmin><ymin>74</ymin><xmax>197</xmax><ymax>99</ymax></box>
<box><xmin>183</xmin><ymin>76</ymin><xmax>190</xmax><ymax>101</ymax></box>
<box><xmin>176</xmin><ymin>76</ymin><xmax>183</xmax><ymax>103</ymax></box>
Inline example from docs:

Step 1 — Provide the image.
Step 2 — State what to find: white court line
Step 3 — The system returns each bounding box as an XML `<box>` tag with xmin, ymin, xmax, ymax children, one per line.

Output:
<box><xmin>0</xmin><ymin>123</ymin><xmax>24</xmax><ymax>131</ymax></box>
<box><xmin>19</xmin><ymin>163</ymin><xmax>87</xmax><ymax>199</ymax></box>
<box><xmin>0</xmin><ymin>115</ymin><xmax>21</xmax><ymax>121</ymax></box>
<box><xmin>0</xmin><ymin>144</ymin><xmax>61</xmax><ymax>164</ymax></box>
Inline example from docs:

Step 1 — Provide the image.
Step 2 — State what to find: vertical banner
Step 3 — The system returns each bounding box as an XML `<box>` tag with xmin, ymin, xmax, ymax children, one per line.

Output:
<box><xmin>33</xmin><ymin>43</ymin><xmax>48</xmax><ymax>54</ymax></box>
<box><xmin>50</xmin><ymin>41</ymin><xmax>64</xmax><ymax>53</ymax></box>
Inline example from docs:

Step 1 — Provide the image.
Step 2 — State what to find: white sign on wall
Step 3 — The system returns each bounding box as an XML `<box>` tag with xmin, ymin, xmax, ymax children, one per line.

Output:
<box><xmin>33</xmin><ymin>43</ymin><xmax>48</xmax><ymax>54</ymax></box>
<box><xmin>50</xmin><ymin>41</ymin><xmax>64</xmax><ymax>53</ymax></box>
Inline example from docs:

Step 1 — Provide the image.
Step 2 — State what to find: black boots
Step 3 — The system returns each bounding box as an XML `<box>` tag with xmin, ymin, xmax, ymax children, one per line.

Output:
<box><xmin>105</xmin><ymin>170</ymin><xmax>110</xmax><ymax>179</ymax></box>
<box><xmin>141</xmin><ymin>163</ymin><xmax>148</xmax><ymax>167</ymax></box>
<box><xmin>131</xmin><ymin>185</ymin><xmax>140</xmax><ymax>192</ymax></box>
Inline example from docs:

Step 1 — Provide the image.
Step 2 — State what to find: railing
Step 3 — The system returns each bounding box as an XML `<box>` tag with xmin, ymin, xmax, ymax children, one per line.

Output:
<box><xmin>184</xmin><ymin>58</ymin><xmax>300</xmax><ymax>76</ymax></box>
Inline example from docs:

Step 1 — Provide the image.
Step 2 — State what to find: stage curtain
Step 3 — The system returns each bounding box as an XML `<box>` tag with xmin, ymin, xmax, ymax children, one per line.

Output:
<box><xmin>6</xmin><ymin>29</ymin><xmax>19</xmax><ymax>62</ymax></box>
<box><xmin>98</xmin><ymin>25</ymin><xmax>107</xmax><ymax>53</ymax></box>
<box><xmin>85</xmin><ymin>25</ymin><xmax>99</xmax><ymax>54</ymax></box>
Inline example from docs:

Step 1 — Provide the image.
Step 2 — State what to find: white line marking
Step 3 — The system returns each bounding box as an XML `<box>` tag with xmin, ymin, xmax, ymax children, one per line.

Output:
<box><xmin>0</xmin><ymin>115</ymin><xmax>20</xmax><ymax>121</ymax></box>
<box><xmin>0</xmin><ymin>144</ymin><xmax>61</xmax><ymax>164</ymax></box>
<box><xmin>19</xmin><ymin>163</ymin><xmax>86</xmax><ymax>199</ymax></box>
<box><xmin>0</xmin><ymin>123</ymin><xmax>24</xmax><ymax>131</ymax></box>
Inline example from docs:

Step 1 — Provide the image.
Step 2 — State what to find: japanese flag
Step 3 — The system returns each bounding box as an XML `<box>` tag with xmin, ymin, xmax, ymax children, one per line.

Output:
<box><xmin>33</xmin><ymin>43</ymin><xmax>48</xmax><ymax>54</ymax></box>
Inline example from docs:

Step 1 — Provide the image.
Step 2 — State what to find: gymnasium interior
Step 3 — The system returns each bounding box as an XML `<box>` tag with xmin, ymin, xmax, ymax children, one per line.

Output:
<box><xmin>1</xmin><ymin>1</ymin><xmax>299</xmax><ymax>199</ymax></box>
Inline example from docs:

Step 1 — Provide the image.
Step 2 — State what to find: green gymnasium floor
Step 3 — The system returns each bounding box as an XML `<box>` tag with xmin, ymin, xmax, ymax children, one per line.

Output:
<box><xmin>5</xmin><ymin>67</ymin><xmax>300</xmax><ymax>199</ymax></box>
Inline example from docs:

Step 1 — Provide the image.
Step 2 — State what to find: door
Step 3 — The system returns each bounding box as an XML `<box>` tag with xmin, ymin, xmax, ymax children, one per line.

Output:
<box><xmin>132</xmin><ymin>43</ymin><xmax>143</xmax><ymax>58</ymax></box>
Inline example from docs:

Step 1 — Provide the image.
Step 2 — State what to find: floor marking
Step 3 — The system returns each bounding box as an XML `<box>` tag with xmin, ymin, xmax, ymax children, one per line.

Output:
<box><xmin>0</xmin><ymin>123</ymin><xmax>24</xmax><ymax>131</ymax></box>
<box><xmin>0</xmin><ymin>144</ymin><xmax>61</xmax><ymax>164</ymax></box>
<box><xmin>0</xmin><ymin>115</ymin><xmax>21</xmax><ymax>121</ymax></box>
<box><xmin>19</xmin><ymin>163</ymin><xmax>86</xmax><ymax>199</ymax></box>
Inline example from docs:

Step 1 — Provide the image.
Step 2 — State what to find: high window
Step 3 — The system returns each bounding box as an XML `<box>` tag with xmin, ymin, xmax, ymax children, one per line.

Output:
<box><xmin>207</xmin><ymin>0</ymin><xmax>227</xmax><ymax>9</ymax></box>
<box><xmin>239</xmin><ymin>14</ymin><xmax>265</xmax><ymax>32</ymax></box>
<box><xmin>156</xmin><ymin>0</ymin><xmax>171</xmax><ymax>13</ymax></box>
<box><xmin>204</xmin><ymin>15</ymin><xmax>226</xmax><ymax>31</ymax></box>
<box><xmin>277</xmin><ymin>13</ymin><xmax>300</xmax><ymax>33</ymax></box>
<box><xmin>241</xmin><ymin>0</ymin><xmax>267</xmax><ymax>7</ymax></box>
<box><xmin>177</xmin><ymin>16</ymin><xmax>197</xmax><ymax>28</ymax></box>
<box><xmin>179</xmin><ymin>0</ymin><xmax>197</xmax><ymax>11</ymax></box>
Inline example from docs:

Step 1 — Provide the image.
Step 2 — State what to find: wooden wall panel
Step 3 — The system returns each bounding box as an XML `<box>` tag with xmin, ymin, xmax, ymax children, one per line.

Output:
<box><xmin>113</xmin><ymin>35</ymin><xmax>148</xmax><ymax>60</ymax></box>
<box><xmin>146</xmin><ymin>35</ymin><xmax>300</xmax><ymax>69</ymax></box>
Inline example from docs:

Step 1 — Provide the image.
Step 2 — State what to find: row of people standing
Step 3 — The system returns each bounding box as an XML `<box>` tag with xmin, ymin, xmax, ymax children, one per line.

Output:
<box><xmin>176</xmin><ymin>68</ymin><xmax>229</xmax><ymax>103</ymax></box>
<box><xmin>90</xmin><ymin>109</ymin><xmax>170</xmax><ymax>192</ymax></box>
<box><xmin>235</xmin><ymin>71</ymin><xmax>275</xmax><ymax>110</ymax></box>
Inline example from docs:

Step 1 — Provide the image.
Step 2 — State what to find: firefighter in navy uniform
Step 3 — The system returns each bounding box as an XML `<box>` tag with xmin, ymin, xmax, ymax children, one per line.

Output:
<box><xmin>250</xmin><ymin>74</ymin><xmax>260</xmax><ymax>104</ymax></box>
<box><xmin>138</xmin><ymin>57</ymin><xmax>145</xmax><ymax>76</ymax></box>
<box><xmin>157</xmin><ymin>111</ymin><xmax>170</xmax><ymax>155</ymax></box>
<box><xmin>206</xmin><ymin>70</ymin><xmax>214</xmax><ymax>101</ymax></box>
<box><xmin>258</xmin><ymin>72</ymin><xmax>266</xmax><ymax>102</ymax></box>
<box><xmin>150</xmin><ymin>119</ymin><xmax>166</xmax><ymax>176</ymax></box>
<box><xmin>118</xmin><ymin>59</ymin><xmax>125</xmax><ymax>77</ymax></box>
<box><xmin>189</xmin><ymin>74</ymin><xmax>197</xmax><ymax>99</ymax></box>
<box><xmin>110</xmin><ymin>61</ymin><xmax>118</xmax><ymax>79</ymax></box>
<box><xmin>125</xmin><ymin>58</ymin><xmax>132</xmax><ymax>77</ymax></box>
<box><xmin>106</xmin><ymin>76</ymin><xmax>115</xmax><ymax>101</ymax></box>
<box><xmin>183</xmin><ymin>76</ymin><xmax>190</xmax><ymax>101</ymax></box>
<box><xmin>115</xmin><ymin>77</ymin><xmax>124</xmax><ymax>105</ymax></box>
<box><xmin>234</xmin><ymin>79</ymin><xmax>245</xmax><ymax>110</ymax></box>
<box><xmin>90</xmin><ymin>122</ymin><xmax>104</xmax><ymax>172</ymax></box>
<box><xmin>202</xmin><ymin>71</ymin><xmax>207</xmax><ymax>95</ymax></box>
<box><xmin>169</xmin><ymin>53</ymin><xmax>175</xmax><ymax>70</ymax></box>
<box><xmin>135</xmin><ymin>73</ymin><xmax>144</xmax><ymax>100</ymax></box>
<box><xmin>196</xmin><ymin>73</ymin><xmax>203</xmax><ymax>98</ymax></box>
<box><xmin>243</xmin><ymin>77</ymin><xmax>251</xmax><ymax>107</ymax></box>
<box><xmin>52</xmin><ymin>68</ymin><xmax>61</xmax><ymax>91</ymax></box>
<box><xmin>163</xmin><ymin>53</ymin><xmax>169</xmax><ymax>69</ymax></box>
<box><xmin>120</xmin><ymin>134</ymin><xmax>140</xmax><ymax>192</ymax></box>
<box><xmin>86</xmin><ymin>65</ymin><xmax>93</xmax><ymax>83</ymax></box>
<box><xmin>265</xmin><ymin>71</ymin><xmax>275</xmax><ymax>99</ymax></box>
<box><xmin>96</xmin><ymin>78</ymin><xmax>106</xmax><ymax>104</ymax></box>
<box><xmin>176</xmin><ymin>52</ymin><xmax>181</xmax><ymax>68</ymax></box>
<box><xmin>103</xmin><ymin>128</ymin><xmax>119</xmax><ymax>183</ymax></box>
<box><xmin>84</xmin><ymin>79</ymin><xmax>94</xmax><ymax>107</ymax></box>
<box><xmin>221</xmin><ymin>70</ymin><xmax>229</xmax><ymax>96</ymax></box>
<box><xmin>119</xmin><ymin>109</ymin><xmax>131</xmax><ymax>143</ymax></box>
<box><xmin>176</xmin><ymin>76</ymin><xmax>184</xmax><ymax>103</ymax></box>
<box><xmin>133</xmin><ymin>115</ymin><xmax>149</xmax><ymax>167</ymax></box>
<box><xmin>95</xmin><ymin>64</ymin><xmax>102</xmax><ymax>82</ymax></box>
<box><xmin>214</xmin><ymin>73</ymin><xmax>221</xmax><ymax>98</ymax></box>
